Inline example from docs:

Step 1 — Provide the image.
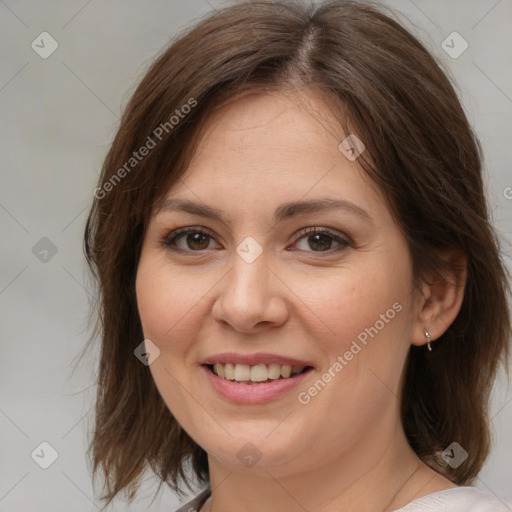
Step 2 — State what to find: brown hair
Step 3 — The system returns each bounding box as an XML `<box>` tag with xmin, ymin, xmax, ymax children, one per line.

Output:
<box><xmin>82</xmin><ymin>0</ymin><xmax>511</xmax><ymax>507</ymax></box>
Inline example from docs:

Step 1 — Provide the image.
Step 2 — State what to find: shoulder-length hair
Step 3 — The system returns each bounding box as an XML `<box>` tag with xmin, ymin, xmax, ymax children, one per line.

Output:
<box><xmin>83</xmin><ymin>0</ymin><xmax>511</xmax><ymax>507</ymax></box>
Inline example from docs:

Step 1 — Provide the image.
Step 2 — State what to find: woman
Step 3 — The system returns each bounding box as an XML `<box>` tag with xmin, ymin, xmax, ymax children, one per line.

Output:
<box><xmin>83</xmin><ymin>1</ymin><xmax>511</xmax><ymax>510</ymax></box>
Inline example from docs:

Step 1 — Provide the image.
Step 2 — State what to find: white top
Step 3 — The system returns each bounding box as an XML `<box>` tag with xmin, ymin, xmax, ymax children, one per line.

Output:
<box><xmin>175</xmin><ymin>485</ymin><xmax>512</xmax><ymax>511</ymax></box>
<box><xmin>392</xmin><ymin>486</ymin><xmax>511</xmax><ymax>511</ymax></box>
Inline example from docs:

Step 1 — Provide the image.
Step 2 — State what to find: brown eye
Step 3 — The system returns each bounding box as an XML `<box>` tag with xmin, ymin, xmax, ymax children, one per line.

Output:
<box><xmin>308</xmin><ymin>233</ymin><xmax>332</xmax><ymax>251</ymax></box>
<box><xmin>164</xmin><ymin>227</ymin><xmax>217</xmax><ymax>252</ymax></box>
<box><xmin>183</xmin><ymin>232</ymin><xmax>211</xmax><ymax>250</ymax></box>
<box><xmin>294</xmin><ymin>227</ymin><xmax>350</xmax><ymax>253</ymax></box>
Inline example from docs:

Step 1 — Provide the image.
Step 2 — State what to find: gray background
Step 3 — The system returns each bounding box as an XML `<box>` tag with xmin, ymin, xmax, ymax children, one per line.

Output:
<box><xmin>1</xmin><ymin>0</ymin><xmax>511</xmax><ymax>510</ymax></box>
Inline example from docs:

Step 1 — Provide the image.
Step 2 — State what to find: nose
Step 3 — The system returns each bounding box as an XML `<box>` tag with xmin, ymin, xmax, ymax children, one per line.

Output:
<box><xmin>211</xmin><ymin>249</ymin><xmax>289</xmax><ymax>333</ymax></box>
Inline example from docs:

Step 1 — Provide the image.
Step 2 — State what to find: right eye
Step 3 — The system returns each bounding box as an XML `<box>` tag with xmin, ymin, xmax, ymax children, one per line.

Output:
<box><xmin>162</xmin><ymin>226</ymin><xmax>220</xmax><ymax>253</ymax></box>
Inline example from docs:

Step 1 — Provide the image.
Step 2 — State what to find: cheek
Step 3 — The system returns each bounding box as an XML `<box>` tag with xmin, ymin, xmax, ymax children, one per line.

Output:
<box><xmin>289</xmin><ymin>258</ymin><xmax>412</xmax><ymax>439</ymax></box>
<box><xmin>135</xmin><ymin>255</ymin><xmax>203</xmax><ymax>424</ymax></box>
<box><xmin>135</xmin><ymin>255</ymin><xmax>204</xmax><ymax>347</ymax></box>
<box><xmin>291</xmin><ymin>256</ymin><xmax>411</xmax><ymax>356</ymax></box>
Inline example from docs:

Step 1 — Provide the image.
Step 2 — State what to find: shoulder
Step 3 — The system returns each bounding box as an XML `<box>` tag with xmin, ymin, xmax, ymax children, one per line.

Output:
<box><xmin>395</xmin><ymin>486</ymin><xmax>512</xmax><ymax>511</ymax></box>
<box><xmin>173</xmin><ymin>486</ymin><xmax>211</xmax><ymax>512</ymax></box>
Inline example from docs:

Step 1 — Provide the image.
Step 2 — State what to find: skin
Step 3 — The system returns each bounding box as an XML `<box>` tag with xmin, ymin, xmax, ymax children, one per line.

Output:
<box><xmin>135</xmin><ymin>90</ymin><xmax>465</xmax><ymax>512</ymax></box>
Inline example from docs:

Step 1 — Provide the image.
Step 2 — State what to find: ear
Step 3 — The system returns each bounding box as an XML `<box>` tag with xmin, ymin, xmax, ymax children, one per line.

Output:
<box><xmin>411</xmin><ymin>249</ymin><xmax>467</xmax><ymax>348</ymax></box>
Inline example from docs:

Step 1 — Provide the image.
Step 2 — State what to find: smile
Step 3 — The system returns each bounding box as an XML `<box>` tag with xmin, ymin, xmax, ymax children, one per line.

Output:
<box><xmin>208</xmin><ymin>362</ymin><xmax>308</xmax><ymax>383</ymax></box>
<box><xmin>202</xmin><ymin>363</ymin><xmax>314</xmax><ymax>404</ymax></box>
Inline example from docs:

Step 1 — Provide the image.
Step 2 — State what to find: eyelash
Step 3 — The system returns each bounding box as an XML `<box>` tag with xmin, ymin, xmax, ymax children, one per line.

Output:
<box><xmin>161</xmin><ymin>226</ymin><xmax>351</xmax><ymax>255</ymax></box>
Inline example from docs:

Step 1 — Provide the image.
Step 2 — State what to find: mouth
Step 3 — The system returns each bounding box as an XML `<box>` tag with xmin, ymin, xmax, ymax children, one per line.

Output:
<box><xmin>203</xmin><ymin>363</ymin><xmax>313</xmax><ymax>384</ymax></box>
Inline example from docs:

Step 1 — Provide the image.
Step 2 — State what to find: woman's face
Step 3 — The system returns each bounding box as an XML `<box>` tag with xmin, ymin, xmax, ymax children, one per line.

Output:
<box><xmin>136</xmin><ymin>90</ymin><xmax>421</xmax><ymax>476</ymax></box>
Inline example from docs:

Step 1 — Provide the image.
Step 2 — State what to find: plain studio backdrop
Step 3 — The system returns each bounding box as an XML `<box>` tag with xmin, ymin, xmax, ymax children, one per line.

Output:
<box><xmin>1</xmin><ymin>1</ymin><xmax>511</xmax><ymax>511</ymax></box>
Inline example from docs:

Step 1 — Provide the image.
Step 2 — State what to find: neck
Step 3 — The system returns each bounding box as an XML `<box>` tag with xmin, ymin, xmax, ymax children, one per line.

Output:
<box><xmin>202</xmin><ymin>415</ymin><xmax>447</xmax><ymax>512</ymax></box>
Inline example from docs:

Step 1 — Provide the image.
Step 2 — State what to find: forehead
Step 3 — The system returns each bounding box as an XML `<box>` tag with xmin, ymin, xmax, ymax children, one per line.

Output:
<box><xmin>193</xmin><ymin>90</ymin><xmax>344</xmax><ymax>164</ymax></box>
<box><xmin>160</xmin><ymin>90</ymin><xmax>387</xmax><ymax>224</ymax></box>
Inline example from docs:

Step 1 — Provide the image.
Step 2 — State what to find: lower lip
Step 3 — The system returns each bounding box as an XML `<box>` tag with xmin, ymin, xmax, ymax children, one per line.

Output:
<box><xmin>202</xmin><ymin>365</ymin><xmax>314</xmax><ymax>404</ymax></box>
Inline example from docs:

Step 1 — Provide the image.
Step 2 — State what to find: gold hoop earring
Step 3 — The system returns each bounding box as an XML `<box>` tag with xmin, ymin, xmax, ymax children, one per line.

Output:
<box><xmin>425</xmin><ymin>330</ymin><xmax>432</xmax><ymax>351</ymax></box>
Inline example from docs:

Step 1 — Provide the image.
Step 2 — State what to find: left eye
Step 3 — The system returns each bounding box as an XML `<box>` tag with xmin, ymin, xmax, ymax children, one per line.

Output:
<box><xmin>293</xmin><ymin>227</ymin><xmax>350</xmax><ymax>252</ymax></box>
<box><xmin>163</xmin><ymin>226</ymin><xmax>350</xmax><ymax>253</ymax></box>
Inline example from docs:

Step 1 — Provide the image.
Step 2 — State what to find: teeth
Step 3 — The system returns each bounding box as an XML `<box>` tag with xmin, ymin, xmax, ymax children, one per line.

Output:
<box><xmin>211</xmin><ymin>362</ymin><xmax>306</xmax><ymax>382</ymax></box>
<box><xmin>268</xmin><ymin>363</ymin><xmax>282</xmax><ymax>379</ymax></box>
<box><xmin>251</xmin><ymin>364</ymin><xmax>269</xmax><ymax>382</ymax></box>
<box><xmin>234</xmin><ymin>364</ymin><xmax>251</xmax><ymax>381</ymax></box>
<box><xmin>213</xmin><ymin>363</ymin><xmax>225</xmax><ymax>378</ymax></box>
<box><xmin>281</xmin><ymin>365</ymin><xmax>291</xmax><ymax>378</ymax></box>
<box><xmin>224</xmin><ymin>363</ymin><xmax>235</xmax><ymax>380</ymax></box>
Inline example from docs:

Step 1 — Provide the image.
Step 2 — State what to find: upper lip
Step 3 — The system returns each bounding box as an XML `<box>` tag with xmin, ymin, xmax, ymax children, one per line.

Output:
<box><xmin>201</xmin><ymin>352</ymin><xmax>314</xmax><ymax>367</ymax></box>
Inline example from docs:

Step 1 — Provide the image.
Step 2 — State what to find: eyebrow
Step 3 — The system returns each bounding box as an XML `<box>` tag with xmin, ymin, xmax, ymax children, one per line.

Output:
<box><xmin>154</xmin><ymin>197</ymin><xmax>373</xmax><ymax>224</ymax></box>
